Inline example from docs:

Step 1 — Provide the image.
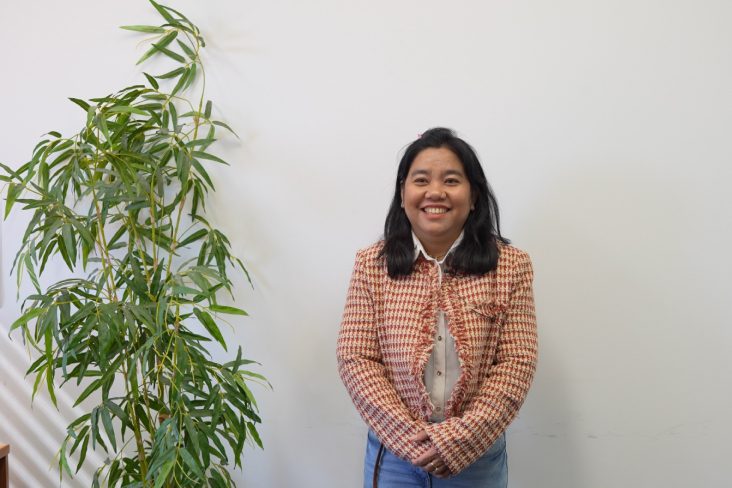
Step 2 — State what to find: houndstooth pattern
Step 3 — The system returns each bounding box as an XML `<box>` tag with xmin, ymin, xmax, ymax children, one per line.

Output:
<box><xmin>337</xmin><ymin>240</ymin><xmax>538</xmax><ymax>475</ymax></box>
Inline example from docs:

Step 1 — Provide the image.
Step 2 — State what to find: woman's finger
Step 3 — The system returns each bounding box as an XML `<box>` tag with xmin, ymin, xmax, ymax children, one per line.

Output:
<box><xmin>409</xmin><ymin>430</ymin><xmax>430</xmax><ymax>443</ymax></box>
<box><xmin>425</xmin><ymin>458</ymin><xmax>445</xmax><ymax>472</ymax></box>
<box><xmin>413</xmin><ymin>448</ymin><xmax>438</xmax><ymax>466</ymax></box>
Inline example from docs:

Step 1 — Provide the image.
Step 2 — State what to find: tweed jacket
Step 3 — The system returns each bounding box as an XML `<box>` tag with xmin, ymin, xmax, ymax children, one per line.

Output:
<box><xmin>337</xmin><ymin>240</ymin><xmax>537</xmax><ymax>474</ymax></box>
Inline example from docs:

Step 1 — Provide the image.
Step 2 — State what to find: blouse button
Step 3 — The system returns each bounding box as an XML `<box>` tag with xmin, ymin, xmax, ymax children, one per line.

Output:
<box><xmin>436</xmin><ymin>370</ymin><xmax>443</xmax><ymax>376</ymax></box>
<box><xmin>437</xmin><ymin>335</ymin><xmax>443</xmax><ymax>341</ymax></box>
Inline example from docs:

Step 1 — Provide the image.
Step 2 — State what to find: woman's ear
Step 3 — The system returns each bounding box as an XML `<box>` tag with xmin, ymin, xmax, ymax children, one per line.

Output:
<box><xmin>400</xmin><ymin>184</ymin><xmax>405</xmax><ymax>208</ymax></box>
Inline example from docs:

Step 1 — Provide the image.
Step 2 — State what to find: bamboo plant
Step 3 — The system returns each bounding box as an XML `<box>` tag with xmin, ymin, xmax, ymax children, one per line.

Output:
<box><xmin>0</xmin><ymin>2</ymin><xmax>265</xmax><ymax>486</ymax></box>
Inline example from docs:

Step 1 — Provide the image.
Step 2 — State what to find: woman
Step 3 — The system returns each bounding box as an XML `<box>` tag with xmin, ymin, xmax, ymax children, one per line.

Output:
<box><xmin>337</xmin><ymin>128</ymin><xmax>537</xmax><ymax>487</ymax></box>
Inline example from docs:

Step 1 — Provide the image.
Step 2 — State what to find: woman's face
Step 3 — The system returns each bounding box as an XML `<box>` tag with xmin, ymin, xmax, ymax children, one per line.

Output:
<box><xmin>401</xmin><ymin>147</ymin><xmax>473</xmax><ymax>252</ymax></box>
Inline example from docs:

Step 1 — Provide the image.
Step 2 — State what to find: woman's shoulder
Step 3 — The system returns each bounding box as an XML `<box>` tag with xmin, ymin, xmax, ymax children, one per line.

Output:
<box><xmin>354</xmin><ymin>240</ymin><xmax>386</xmax><ymax>265</ymax></box>
<box><xmin>497</xmin><ymin>240</ymin><xmax>532</xmax><ymax>268</ymax></box>
<box><xmin>349</xmin><ymin>241</ymin><xmax>387</xmax><ymax>284</ymax></box>
<box><xmin>496</xmin><ymin>240</ymin><xmax>533</xmax><ymax>280</ymax></box>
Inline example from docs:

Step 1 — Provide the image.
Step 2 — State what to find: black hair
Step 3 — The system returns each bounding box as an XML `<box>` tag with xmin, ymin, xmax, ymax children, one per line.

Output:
<box><xmin>380</xmin><ymin>127</ymin><xmax>509</xmax><ymax>278</ymax></box>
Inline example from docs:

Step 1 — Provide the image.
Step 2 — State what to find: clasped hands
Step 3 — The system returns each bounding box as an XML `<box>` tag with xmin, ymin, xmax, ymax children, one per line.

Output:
<box><xmin>409</xmin><ymin>430</ymin><xmax>451</xmax><ymax>478</ymax></box>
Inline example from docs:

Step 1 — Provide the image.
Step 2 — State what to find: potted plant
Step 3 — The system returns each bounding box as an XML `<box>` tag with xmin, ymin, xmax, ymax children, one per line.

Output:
<box><xmin>0</xmin><ymin>1</ymin><xmax>265</xmax><ymax>486</ymax></box>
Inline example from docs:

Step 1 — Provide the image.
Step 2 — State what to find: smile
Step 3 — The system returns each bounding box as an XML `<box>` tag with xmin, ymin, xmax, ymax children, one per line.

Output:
<box><xmin>423</xmin><ymin>207</ymin><xmax>448</xmax><ymax>214</ymax></box>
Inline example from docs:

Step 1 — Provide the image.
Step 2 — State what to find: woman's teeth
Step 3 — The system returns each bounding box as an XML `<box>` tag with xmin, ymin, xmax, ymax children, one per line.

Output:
<box><xmin>424</xmin><ymin>207</ymin><xmax>447</xmax><ymax>214</ymax></box>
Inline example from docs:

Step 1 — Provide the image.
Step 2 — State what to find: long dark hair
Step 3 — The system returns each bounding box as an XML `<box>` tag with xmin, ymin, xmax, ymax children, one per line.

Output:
<box><xmin>380</xmin><ymin>127</ymin><xmax>509</xmax><ymax>278</ymax></box>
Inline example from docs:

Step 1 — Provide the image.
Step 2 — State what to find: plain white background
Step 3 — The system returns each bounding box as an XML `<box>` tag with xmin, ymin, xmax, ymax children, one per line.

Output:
<box><xmin>1</xmin><ymin>1</ymin><xmax>731</xmax><ymax>486</ymax></box>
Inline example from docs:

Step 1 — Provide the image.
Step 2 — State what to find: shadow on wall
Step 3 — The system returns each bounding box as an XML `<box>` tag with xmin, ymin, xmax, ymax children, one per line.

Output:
<box><xmin>0</xmin><ymin>332</ymin><xmax>105</xmax><ymax>488</ymax></box>
<box><xmin>508</xmin><ymin>322</ymin><xmax>582</xmax><ymax>487</ymax></box>
<box><xmin>508</xmin><ymin>160</ymin><xmax>692</xmax><ymax>487</ymax></box>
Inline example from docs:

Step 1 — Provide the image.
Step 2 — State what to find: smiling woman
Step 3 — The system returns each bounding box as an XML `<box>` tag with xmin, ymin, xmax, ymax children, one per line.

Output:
<box><xmin>337</xmin><ymin>128</ymin><xmax>538</xmax><ymax>488</ymax></box>
<box><xmin>400</xmin><ymin>147</ymin><xmax>475</xmax><ymax>260</ymax></box>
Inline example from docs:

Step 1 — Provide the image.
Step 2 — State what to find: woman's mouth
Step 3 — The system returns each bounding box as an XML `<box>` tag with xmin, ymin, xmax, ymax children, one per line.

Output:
<box><xmin>423</xmin><ymin>207</ymin><xmax>448</xmax><ymax>214</ymax></box>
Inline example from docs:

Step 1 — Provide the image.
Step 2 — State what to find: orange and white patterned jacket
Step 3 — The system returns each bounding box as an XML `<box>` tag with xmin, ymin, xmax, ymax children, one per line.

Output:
<box><xmin>337</xmin><ymin>240</ymin><xmax>537</xmax><ymax>474</ymax></box>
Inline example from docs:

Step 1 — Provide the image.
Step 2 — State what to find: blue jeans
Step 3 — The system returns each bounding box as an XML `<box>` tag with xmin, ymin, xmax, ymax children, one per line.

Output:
<box><xmin>363</xmin><ymin>430</ymin><xmax>508</xmax><ymax>488</ymax></box>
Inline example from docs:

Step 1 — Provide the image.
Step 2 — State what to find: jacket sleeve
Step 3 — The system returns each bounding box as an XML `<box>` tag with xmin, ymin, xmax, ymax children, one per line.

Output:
<box><xmin>424</xmin><ymin>250</ymin><xmax>538</xmax><ymax>474</ymax></box>
<box><xmin>337</xmin><ymin>250</ymin><xmax>429</xmax><ymax>461</ymax></box>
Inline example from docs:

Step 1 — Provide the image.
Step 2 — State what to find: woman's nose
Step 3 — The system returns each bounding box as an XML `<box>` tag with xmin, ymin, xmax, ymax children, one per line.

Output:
<box><xmin>425</xmin><ymin>187</ymin><xmax>446</xmax><ymax>199</ymax></box>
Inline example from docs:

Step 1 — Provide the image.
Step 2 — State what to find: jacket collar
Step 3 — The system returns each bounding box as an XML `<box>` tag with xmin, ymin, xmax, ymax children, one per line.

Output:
<box><xmin>412</xmin><ymin>231</ymin><xmax>464</xmax><ymax>265</ymax></box>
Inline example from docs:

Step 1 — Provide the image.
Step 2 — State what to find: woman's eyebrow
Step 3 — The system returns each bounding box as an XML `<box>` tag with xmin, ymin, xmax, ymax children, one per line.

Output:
<box><xmin>409</xmin><ymin>169</ymin><xmax>465</xmax><ymax>176</ymax></box>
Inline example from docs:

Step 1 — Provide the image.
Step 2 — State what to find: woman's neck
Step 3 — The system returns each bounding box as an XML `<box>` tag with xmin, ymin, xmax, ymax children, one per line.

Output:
<box><xmin>416</xmin><ymin>233</ymin><xmax>462</xmax><ymax>261</ymax></box>
<box><xmin>425</xmin><ymin>245</ymin><xmax>449</xmax><ymax>261</ymax></box>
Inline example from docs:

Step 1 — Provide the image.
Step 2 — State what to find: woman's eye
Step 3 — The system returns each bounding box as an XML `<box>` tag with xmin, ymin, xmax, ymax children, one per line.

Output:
<box><xmin>445</xmin><ymin>178</ymin><xmax>460</xmax><ymax>185</ymax></box>
<box><xmin>413</xmin><ymin>178</ymin><xmax>428</xmax><ymax>184</ymax></box>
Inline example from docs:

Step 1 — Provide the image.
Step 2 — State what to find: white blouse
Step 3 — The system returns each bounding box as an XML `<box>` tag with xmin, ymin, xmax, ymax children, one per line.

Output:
<box><xmin>412</xmin><ymin>232</ymin><xmax>463</xmax><ymax>422</ymax></box>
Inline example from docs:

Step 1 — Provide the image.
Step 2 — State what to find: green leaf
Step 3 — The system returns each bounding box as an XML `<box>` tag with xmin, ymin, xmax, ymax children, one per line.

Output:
<box><xmin>154</xmin><ymin>458</ymin><xmax>175</xmax><ymax>488</ymax></box>
<box><xmin>211</xmin><ymin>468</ymin><xmax>229</xmax><ymax>488</ymax></box>
<box><xmin>107</xmin><ymin>105</ymin><xmax>149</xmax><ymax>116</ymax></box>
<box><xmin>68</xmin><ymin>97</ymin><xmax>91</xmax><ymax>112</ymax></box>
<box><xmin>76</xmin><ymin>434</ymin><xmax>90</xmax><ymax>472</ymax></box>
<box><xmin>155</xmin><ymin>66</ymin><xmax>185</xmax><ymax>80</ymax></box>
<box><xmin>69</xmin><ymin>425</ymin><xmax>90</xmax><ymax>454</ymax></box>
<box><xmin>120</xmin><ymin>25</ymin><xmax>166</xmax><ymax>34</ymax></box>
<box><xmin>212</xmin><ymin>120</ymin><xmax>239</xmax><ymax>137</ymax></box>
<box><xmin>5</xmin><ymin>182</ymin><xmax>22</xmax><ymax>218</ymax></box>
<box><xmin>62</xmin><ymin>223</ymin><xmax>77</xmax><ymax>265</ymax></box>
<box><xmin>31</xmin><ymin>368</ymin><xmax>45</xmax><ymax>403</ymax></box>
<box><xmin>73</xmin><ymin>378</ymin><xmax>103</xmax><ymax>407</ymax></box>
<box><xmin>247</xmin><ymin>422</ymin><xmax>264</xmax><ymax>448</ymax></box>
<box><xmin>210</xmin><ymin>305</ymin><xmax>248</xmax><ymax>316</ymax></box>
<box><xmin>103</xmin><ymin>400</ymin><xmax>129</xmax><ymax>425</ymax></box>
<box><xmin>191</xmin><ymin>151</ymin><xmax>228</xmax><ymax>165</ymax></box>
<box><xmin>0</xmin><ymin>161</ymin><xmax>17</xmax><ymax>180</ymax></box>
<box><xmin>150</xmin><ymin>0</ymin><xmax>176</xmax><ymax>24</ymax></box>
<box><xmin>193</xmin><ymin>308</ymin><xmax>227</xmax><ymax>351</ymax></box>
<box><xmin>191</xmin><ymin>158</ymin><xmax>214</xmax><ymax>189</ymax></box>
<box><xmin>183</xmin><ymin>414</ymin><xmax>200</xmax><ymax>451</ymax></box>
<box><xmin>143</xmin><ymin>72</ymin><xmax>159</xmax><ymax>89</ymax></box>
<box><xmin>9</xmin><ymin>307</ymin><xmax>45</xmax><ymax>332</ymax></box>
<box><xmin>170</xmin><ymin>102</ymin><xmax>178</xmax><ymax>132</ymax></box>
<box><xmin>153</xmin><ymin>29</ymin><xmax>178</xmax><ymax>51</ymax></box>
<box><xmin>57</xmin><ymin>234</ymin><xmax>74</xmax><ymax>271</ymax></box>
<box><xmin>59</xmin><ymin>438</ymin><xmax>73</xmax><ymax>478</ymax></box>
<box><xmin>187</xmin><ymin>62</ymin><xmax>198</xmax><ymax>89</ymax></box>
<box><xmin>198</xmin><ymin>430</ymin><xmax>210</xmax><ymax>467</ymax></box>
<box><xmin>155</xmin><ymin>45</ymin><xmax>185</xmax><ymax>63</ymax></box>
<box><xmin>178</xmin><ymin>229</ymin><xmax>207</xmax><ymax>248</ymax></box>
<box><xmin>100</xmin><ymin>407</ymin><xmax>117</xmax><ymax>451</ymax></box>
<box><xmin>235</xmin><ymin>377</ymin><xmax>259</xmax><ymax>410</ymax></box>
<box><xmin>95</xmin><ymin>113</ymin><xmax>111</xmax><ymax>143</ymax></box>
<box><xmin>171</xmin><ymin>67</ymin><xmax>190</xmax><ymax>95</ymax></box>
<box><xmin>23</xmin><ymin>253</ymin><xmax>40</xmax><ymax>293</ymax></box>
<box><xmin>204</xmin><ymin>100</ymin><xmax>212</xmax><ymax>118</ymax></box>
<box><xmin>176</xmin><ymin>39</ymin><xmax>196</xmax><ymax>60</ymax></box>
<box><xmin>180</xmin><ymin>447</ymin><xmax>204</xmax><ymax>477</ymax></box>
<box><xmin>136</xmin><ymin>46</ymin><xmax>158</xmax><ymax>66</ymax></box>
<box><xmin>45</xmin><ymin>345</ymin><xmax>58</xmax><ymax>407</ymax></box>
<box><xmin>68</xmin><ymin>217</ymin><xmax>95</xmax><ymax>249</ymax></box>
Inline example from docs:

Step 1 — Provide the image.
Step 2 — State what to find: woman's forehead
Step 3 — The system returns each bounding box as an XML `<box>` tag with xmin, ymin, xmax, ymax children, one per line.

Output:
<box><xmin>408</xmin><ymin>148</ymin><xmax>465</xmax><ymax>175</ymax></box>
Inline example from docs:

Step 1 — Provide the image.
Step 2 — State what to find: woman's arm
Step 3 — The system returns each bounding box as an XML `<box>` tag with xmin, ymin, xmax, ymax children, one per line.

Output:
<box><xmin>424</xmin><ymin>250</ymin><xmax>538</xmax><ymax>474</ymax></box>
<box><xmin>337</xmin><ymin>250</ymin><xmax>430</xmax><ymax>461</ymax></box>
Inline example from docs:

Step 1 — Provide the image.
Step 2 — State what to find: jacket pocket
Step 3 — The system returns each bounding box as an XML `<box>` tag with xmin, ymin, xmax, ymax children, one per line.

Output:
<box><xmin>466</xmin><ymin>300</ymin><xmax>507</xmax><ymax>323</ymax></box>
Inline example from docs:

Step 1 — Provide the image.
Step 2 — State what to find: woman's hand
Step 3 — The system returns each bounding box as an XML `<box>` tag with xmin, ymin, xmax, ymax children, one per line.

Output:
<box><xmin>409</xmin><ymin>430</ymin><xmax>451</xmax><ymax>478</ymax></box>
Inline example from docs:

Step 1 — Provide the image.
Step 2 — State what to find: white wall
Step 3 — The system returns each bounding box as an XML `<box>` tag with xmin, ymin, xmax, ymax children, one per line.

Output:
<box><xmin>1</xmin><ymin>1</ymin><xmax>730</xmax><ymax>486</ymax></box>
